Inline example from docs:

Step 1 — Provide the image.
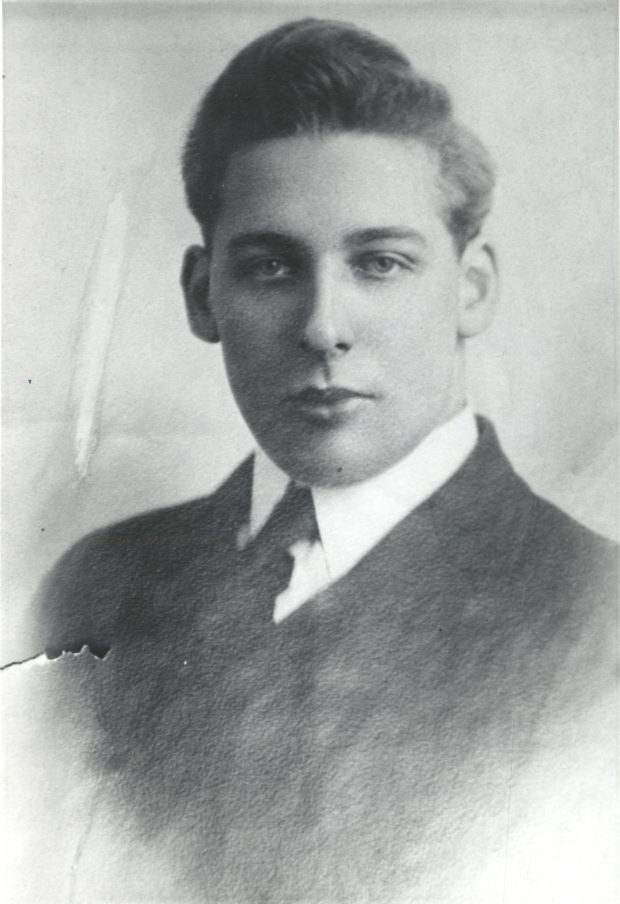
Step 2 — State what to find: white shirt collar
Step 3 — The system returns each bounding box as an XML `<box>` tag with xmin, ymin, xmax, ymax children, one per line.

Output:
<box><xmin>248</xmin><ymin>407</ymin><xmax>478</xmax><ymax>583</ymax></box>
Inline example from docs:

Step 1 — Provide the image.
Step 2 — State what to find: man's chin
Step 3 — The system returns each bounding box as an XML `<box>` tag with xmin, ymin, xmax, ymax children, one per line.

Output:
<box><xmin>259</xmin><ymin>431</ymin><xmax>394</xmax><ymax>488</ymax></box>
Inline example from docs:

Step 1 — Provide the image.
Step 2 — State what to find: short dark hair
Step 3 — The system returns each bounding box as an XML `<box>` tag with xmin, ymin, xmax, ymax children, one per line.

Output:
<box><xmin>182</xmin><ymin>18</ymin><xmax>495</xmax><ymax>255</ymax></box>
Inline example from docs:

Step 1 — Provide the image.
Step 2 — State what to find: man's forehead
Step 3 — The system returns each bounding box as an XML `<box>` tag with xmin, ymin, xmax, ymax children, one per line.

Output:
<box><xmin>222</xmin><ymin>131</ymin><xmax>439</xmax><ymax>186</ymax></box>
<box><xmin>211</xmin><ymin>132</ymin><xmax>446</xmax><ymax>247</ymax></box>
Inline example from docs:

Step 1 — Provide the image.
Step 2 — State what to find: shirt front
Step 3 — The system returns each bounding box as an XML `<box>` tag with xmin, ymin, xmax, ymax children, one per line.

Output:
<box><xmin>239</xmin><ymin>407</ymin><xmax>478</xmax><ymax>623</ymax></box>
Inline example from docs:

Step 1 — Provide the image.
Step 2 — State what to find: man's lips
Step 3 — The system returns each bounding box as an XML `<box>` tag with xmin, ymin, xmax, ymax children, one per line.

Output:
<box><xmin>287</xmin><ymin>386</ymin><xmax>373</xmax><ymax>405</ymax></box>
<box><xmin>284</xmin><ymin>385</ymin><xmax>374</xmax><ymax>421</ymax></box>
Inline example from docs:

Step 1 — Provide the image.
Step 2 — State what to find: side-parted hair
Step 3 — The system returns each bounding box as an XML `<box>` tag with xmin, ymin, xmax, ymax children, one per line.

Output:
<box><xmin>182</xmin><ymin>18</ymin><xmax>495</xmax><ymax>255</ymax></box>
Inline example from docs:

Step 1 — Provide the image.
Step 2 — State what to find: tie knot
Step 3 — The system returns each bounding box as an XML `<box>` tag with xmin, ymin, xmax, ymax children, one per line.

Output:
<box><xmin>254</xmin><ymin>482</ymin><xmax>319</xmax><ymax>552</ymax></box>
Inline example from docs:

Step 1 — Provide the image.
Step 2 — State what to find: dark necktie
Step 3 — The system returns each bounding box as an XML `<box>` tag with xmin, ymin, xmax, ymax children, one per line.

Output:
<box><xmin>244</xmin><ymin>482</ymin><xmax>320</xmax><ymax>612</ymax></box>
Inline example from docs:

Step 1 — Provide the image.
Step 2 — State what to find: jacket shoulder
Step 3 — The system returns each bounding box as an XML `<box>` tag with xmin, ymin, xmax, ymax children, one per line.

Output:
<box><xmin>429</xmin><ymin>418</ymin><xmax>617</xmax><ymax>604</ymax></box>
<box><xmin>526</xmin><ymin>491</ymin><xmax>618</xmax><ymax>578</ymax></box>
<box><xmin>33</xmin><ymin>458</ymin><xmax>252</xmax><ymax>656</ymax></box>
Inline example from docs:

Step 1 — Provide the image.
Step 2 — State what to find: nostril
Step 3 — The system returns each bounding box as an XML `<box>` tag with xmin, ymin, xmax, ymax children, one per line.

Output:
<box><xmin>297</xmin><ymin>302</ymin><xmax>353</xmax><ymax>354</ymax></box>
<box><xmin>298</xmin><ymin>334</ymin><xmax>351</xmax><ymax>356</ymax></box>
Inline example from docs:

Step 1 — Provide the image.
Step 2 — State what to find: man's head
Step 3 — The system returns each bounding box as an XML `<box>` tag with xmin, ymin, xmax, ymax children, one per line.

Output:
<box><xmin>181</xmin><ymin>19</ymin><xmax>498</xmax><ymax>487</ymax></box>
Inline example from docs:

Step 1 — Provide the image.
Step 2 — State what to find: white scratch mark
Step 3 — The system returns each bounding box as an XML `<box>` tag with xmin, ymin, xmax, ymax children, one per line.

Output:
<box><xmin>501</xmin><ymin>713</ymin><xmax>516</xmax><ymax>903</ymax></box>
<box><xmin>71</xmin><ymin>193</ymin><xmax>128</xmax><ymax>480</ymax></box>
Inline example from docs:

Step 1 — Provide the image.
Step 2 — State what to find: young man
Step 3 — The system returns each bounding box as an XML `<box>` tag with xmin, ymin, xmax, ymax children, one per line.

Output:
<box><xmin>36</xmin><ymin>19</ymin><xmax>617</xmax><ymax>903</ymax></box>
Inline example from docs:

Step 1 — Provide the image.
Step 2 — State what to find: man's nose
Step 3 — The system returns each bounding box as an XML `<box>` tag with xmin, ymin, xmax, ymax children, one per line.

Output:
<box><xmin>298</xmin><ymin>264</ymin><xmax>354</xmax><ymax>356</ymax></box>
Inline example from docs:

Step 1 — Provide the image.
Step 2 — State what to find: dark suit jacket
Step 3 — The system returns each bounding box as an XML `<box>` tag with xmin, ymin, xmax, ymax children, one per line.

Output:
<box><xmin>35</xmin><ymin>418</ymin><xmax>618</xmax><ymax>902</ymax></box>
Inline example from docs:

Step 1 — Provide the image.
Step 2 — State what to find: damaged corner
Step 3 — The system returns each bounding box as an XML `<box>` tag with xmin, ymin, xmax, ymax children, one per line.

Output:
<box><xmin>0</xmin><ymin>644</ymin><xmax>111</xmax><ymax>672</ymax></box>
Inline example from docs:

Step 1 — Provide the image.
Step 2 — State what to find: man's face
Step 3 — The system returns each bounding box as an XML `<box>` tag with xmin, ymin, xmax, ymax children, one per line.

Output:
<box><xmin>185</xmin><ymin>133</ymin><xmax>494</xmax><ymax>486</ymax></box>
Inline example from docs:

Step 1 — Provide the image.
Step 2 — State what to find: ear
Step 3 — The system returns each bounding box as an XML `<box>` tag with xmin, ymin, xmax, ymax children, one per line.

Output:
<box><xmin>180</xmin><ymin>245</ymin><xmax>220</xmax><ymax>344</ymax></box>
<box><xmin>456</xmin><ymin>236</ymin><xmax>498</xmax><ymax>339</ymax></box>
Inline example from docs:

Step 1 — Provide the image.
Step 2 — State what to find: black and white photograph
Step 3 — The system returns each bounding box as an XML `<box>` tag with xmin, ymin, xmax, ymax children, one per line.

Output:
<box><xmin>2</xmin><ymin>1</ymin><xmax>618</xmax><ymax>901</ymax></box>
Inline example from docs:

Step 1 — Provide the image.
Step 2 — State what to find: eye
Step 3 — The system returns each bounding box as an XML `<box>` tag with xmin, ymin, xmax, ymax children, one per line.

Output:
<box><xmin>354</xmin><ymin>253</ymin><xmax>410</xmax><ymax>279</ymax></box>
<box><xmin>247</xmin><ymin>257</ymin><xmax>292</xmax><ymax>280</ymax></box>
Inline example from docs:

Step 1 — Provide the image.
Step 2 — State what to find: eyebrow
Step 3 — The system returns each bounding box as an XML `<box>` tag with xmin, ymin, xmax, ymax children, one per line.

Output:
<box><xmin>227</xmin><ymin>232</ymin><xmax>305</xmax><ymax>255</ymax></box>
<box><xmin>342</xmin><ymin>227</ymin><xmax>428</xmax><ymax>248</ymax></box>
<box><xmin>226</xmin><ymin>226</ymin><xmax>428</xmax><ymax>256</ymax></box>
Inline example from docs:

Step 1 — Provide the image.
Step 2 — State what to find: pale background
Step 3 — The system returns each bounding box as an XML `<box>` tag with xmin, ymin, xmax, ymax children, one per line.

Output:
<box><xmin>2</xmin><ymin>0</ymin><xmax>617</xmax><ymax>662</ymax></box>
